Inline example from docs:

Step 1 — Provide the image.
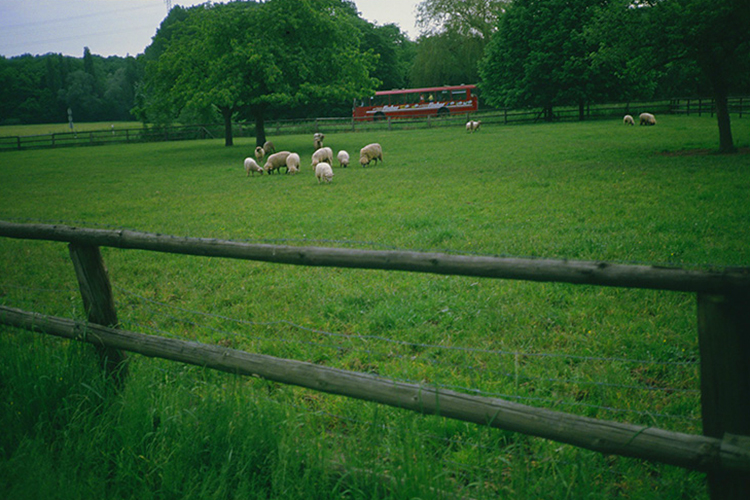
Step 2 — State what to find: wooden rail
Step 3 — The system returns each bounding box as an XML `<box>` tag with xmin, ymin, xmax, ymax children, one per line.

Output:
<box><xmin>1</xmin><ymin>220</ymin><xmax>749</xmax><ymax>498</ymax></box>
<box><xmin>2</xmin><ymin>304</ymin><xmax>749</xmax><ymax>474</ymax></box>
<box><xmin>0</xmin><ymin>221</ymin><xmax>748</xmax><ymax>294</ymax></box>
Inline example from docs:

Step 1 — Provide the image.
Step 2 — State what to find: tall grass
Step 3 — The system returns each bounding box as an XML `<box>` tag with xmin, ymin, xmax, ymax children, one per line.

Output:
<box><xmin>1</xmin><ymin>115</ymin><xmax>748</xmax><ymax>498</ymax></box>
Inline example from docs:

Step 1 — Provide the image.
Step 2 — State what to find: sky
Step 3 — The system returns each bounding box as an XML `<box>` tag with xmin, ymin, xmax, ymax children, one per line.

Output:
<box><xmin>0</xmin><ymin>0</ymin><xmax>422</xmax><ymax>59</ymax></box>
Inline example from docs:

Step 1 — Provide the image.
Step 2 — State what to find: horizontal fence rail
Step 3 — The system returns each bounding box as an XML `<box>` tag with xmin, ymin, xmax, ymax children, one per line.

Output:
<box><xmin>1</xmin><ymin>221</ymin><xmax>749</xmax><ymax>294</ymax></box>
<box><xmin>2</xmin><ymin>96</ymin><xmax>747</xmax><ymax>152</ymax></box>
<box><xmin>2</xmin><ymin>304</ymin><xmax>749</xmax><ymax>474</ymax></box>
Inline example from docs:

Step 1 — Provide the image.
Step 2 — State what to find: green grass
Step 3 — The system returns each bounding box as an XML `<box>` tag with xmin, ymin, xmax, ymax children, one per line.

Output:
<box><xmin>1</xmin><ymin>115</ymin><xmax>749</xmax><ymax>498</ymax></box>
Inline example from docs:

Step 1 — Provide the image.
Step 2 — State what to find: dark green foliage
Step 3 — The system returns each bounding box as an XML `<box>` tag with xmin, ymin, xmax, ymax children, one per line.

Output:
<box><xmin>410</xmin><ymin>31</ymin><xmax>484</xmax><ymax>87</ymax></box>
<box><xmin>479</xmin><ymin>0</ymin><xmax>636</xmax><ymax>119</ymax></box>
<box><xmin>0</xmin><ymin>51</ymin><xmax>142</xmax><ymax>126</ymax></box>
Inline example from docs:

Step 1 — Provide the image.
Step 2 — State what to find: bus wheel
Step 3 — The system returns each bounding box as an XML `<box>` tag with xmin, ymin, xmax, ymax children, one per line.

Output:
<box><xmin>373</xmin><ymin>112</ymin><xmax>386</xmax><ymax>121</ymax></box>
<box><xmin>437</xmin><ymin>107</ymin><xmax>450</xmax><ymax>118</ymax></box>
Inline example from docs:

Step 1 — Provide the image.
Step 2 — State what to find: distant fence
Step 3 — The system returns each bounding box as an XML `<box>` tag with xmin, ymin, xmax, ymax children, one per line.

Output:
<box><xmin>1</xmin><ymin>220</ymin><xmax>749</xmax><ymax>499</ymax></box>
<box><xmin>1</xmin><ymin>96</ymin><xmax>747</xmax><ymax>153</ymax></box>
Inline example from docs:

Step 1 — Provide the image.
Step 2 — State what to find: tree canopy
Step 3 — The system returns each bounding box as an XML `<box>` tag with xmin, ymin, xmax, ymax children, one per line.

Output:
<box><xmin>139</xmin><ymin>0</ymin><xmax>379</xmax><ymax>146</ymax></box>
<box><xmin>479</xmin><ymin>0</ymin><xmax>639</xmax><ymax>121</ymax></box>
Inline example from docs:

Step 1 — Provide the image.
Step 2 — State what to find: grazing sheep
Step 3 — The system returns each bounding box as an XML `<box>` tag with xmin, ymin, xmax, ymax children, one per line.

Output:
<box><xmin>359</xmin><ymin>143</ymin><xmax>383</xmax><ymax>167</ymax></box>
<box><xmin>639</xmin><ymin>113</ymin><xmax>656</xmax><ymax>126</ymax></box>
<box><xmin>466</xmin><ymin>120</ymin><xmax>482</xmax><ymax>132</ymax></box>
<box><xmin>623</xmin><ymin>115</ymin><xmax>635</xmax><ymax>126</ymax></box>
<box><xmin>263</xmin><ymin>151</ymin><xmax>291</xmax><ymax>174</ymax></box>
<box><xmin>263</xmin><ymin>140</ymin><xmax>276</xmax><ymax>154</ymax></box>
<box><xmin>313</xmin><ymin>132</ymin><xmax>325</xmax><ymax>149</ymax></box>
<box><xmin>244</xmin><ymin>157</ymin><xmax>263</xmax><ymax>176</ymax></box>
<box><xmin>254</xmin><ymin>146</ymin><xmax>265</xmax><ymax>162</ymax></box>
<box><xmin>315</xmin><ymin>162</ymin><xmax>334</xmax><ymax>184</ymax></box>
<box><xmin>311</xmin><ymin>147</ymin><xmax>334</xmax><ymax>169</ymax></box>
<box><xmin>286</xmin><ymin>152</ymin><xmax>301</xmax><ymax>174</ymax></box>
<box><xmin>337</xmin><ymin>150</ymin><xmax>350</xmax><ymax>168</ymax></box>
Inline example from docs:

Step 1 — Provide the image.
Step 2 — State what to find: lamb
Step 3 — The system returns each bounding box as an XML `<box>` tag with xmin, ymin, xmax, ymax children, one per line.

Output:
<box><xmin>244</xmin><ymin>157</ymin><xmax>263</xmax><ymax>176</ymax></box>
<box><xmin>315</xmin><ymin>162</ymin><xmax>334</xmax><ymax>184</ymax></box>
<box><xmin>311</xmin><ymin>147</ymin><xmax>334</xmax><ymax>169</ymax></box>
<box><xmin>263</xmin><ymin>151</ymin><xmax>291</xmax><ymax>174</ymax></box>
<box><xmin>337</xmin><ymin>150</ymin><xmax>350</xmax><ymax>168</ymax></box>
<box><xmin>254</xmin><ymin>146</ymin><xmax>265</xmax><ymax>162</ymax></box>
<box><xmin>285</xmin><ymin>152</ymin><xmax>301</xmax><ymax>174</ymax></box>
<box><xmin>313</xmin><ymin>132</ymin><xmax>325</xmax><ymax>149</ymax></box>
<box><xmin>623</xmin><ymin>115</ymin><xmax>635</xmax><ymax>126</ymax></box>
<box><xmin>263</xmin><ymin>140</ymin><xmax>276</xmax><ymax>154</ymax></box>
<box><xmin>359</xmin><ymin>143</ymin><xmax>383</xmax><ymax>167</ymax></box>
<box><xmin>466</xmin><ymin>120</ymin><xmax>482</xmax><ymax>132</ymax></box>
<box><xmin>639</xmin><ymin>113</ymin><xmax>656</xmax><ymax>126</ymax></box>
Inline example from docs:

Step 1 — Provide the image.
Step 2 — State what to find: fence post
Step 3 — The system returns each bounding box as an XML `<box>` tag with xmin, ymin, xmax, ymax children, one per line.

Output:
<box><xmin>68</xmin><ymin>243</ymin><xmax>127</xmax><ymax>386</ymax></box>
<box><xmin>697</xmin><ymin>292</ymin><xmax>750</xmax><ymax>500</ymax></box>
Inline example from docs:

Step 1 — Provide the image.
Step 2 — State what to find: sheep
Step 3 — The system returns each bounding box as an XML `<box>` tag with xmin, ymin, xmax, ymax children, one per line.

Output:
<box><xmin>244</xmin><ymin>157</ymin><xmax>263</xmax><ymax>176</ymax></box>
<box><xmin>466</xmin><ymin>120</ymin><xmax>482</xmax><ymax>133</ymax></box>
<box><xmin>263</xmin><ymin>140</ymin><xmax>276</xmax><ymax>154</ymax></box>
<box><xmin>623</xmin><ymin>115</ymin><xmax>635</xmax><ymax>126</ymax></box>
<box><xmin>254</xmin><ymin>146</ymin><xmax>265</xmax><ymax>162</ymax></box>
<box><xmin>286</xmin><ymin>152</ymin><xmax>301</xmax><ymax>174</ymax></box>
<box><xmin>337</xmin><ymin>150</ymin><xmax>350</xmax><ymax>168</ymax></box>
<box><xmin>313</xmin><ymin>132</ymin><xmax>325</xmax><ymax>149</ymax></box>
<box><xmin>311</xmin><ymin>147</ymin><xmax>334</xmax><ymax>169</ymax></box>
<box><xmin>315</xmin><ymin>162</ymin><xmax>334</xmax><ymax>184</ymax></box>
<box><xmin>359</xmin><ymin>143</ymin><xmax>383</xmax><ymax>167</ymax></box>
<box><xmin>639</xmin><ymin>113</ymin><xmax>656</xmax><ymax>126</ymax></box>
<box><xmin>263</xmin><ymin>151</ymin><xmax>291</xmax><ymax>174</ymax></box>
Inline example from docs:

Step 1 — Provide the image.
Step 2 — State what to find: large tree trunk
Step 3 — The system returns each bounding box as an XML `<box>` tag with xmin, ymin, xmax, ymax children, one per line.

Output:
<box><xmin>221</xmin><ymin>107</ymin><xmax>234</xmax><ymax>147</ymax></box>
<box><xmin>714</xmin><ymin>89</ymin><xmax>736</xmax><ymax>154</ymax></box>
<box><xmin>701</xmin><ymin>50</ymin><xmax>736</xmax><ymax>154</ymax></box>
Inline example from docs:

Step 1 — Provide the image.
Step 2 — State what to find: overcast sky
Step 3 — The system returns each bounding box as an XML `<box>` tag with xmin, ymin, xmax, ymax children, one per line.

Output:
<box><xmin>0</xmin><ymin>0</ymin><xmax>421</xmax><ymax>58</ymax></box>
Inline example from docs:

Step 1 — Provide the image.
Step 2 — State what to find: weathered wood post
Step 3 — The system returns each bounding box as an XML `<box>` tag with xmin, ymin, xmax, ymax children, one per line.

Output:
<box><xmin>697</xmin><ymin>292</ymin><xmax>750</xmax><ymax>500</ymax></box>
<box><xmin>68</xmin><ymin>243</ymin><xmax>127</xmax><ymax>385</ymax></box>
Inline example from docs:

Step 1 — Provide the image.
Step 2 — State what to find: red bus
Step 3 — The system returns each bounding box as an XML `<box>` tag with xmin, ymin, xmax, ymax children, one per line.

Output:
<box><xmin>352</xmin><ymin>84</ymin><xmax>478</xmax><ymax>121</ymax></box>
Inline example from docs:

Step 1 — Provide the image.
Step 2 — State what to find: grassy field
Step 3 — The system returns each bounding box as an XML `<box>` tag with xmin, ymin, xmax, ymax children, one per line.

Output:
<box><xmin>1</xmin><ymin>115</ymin><xmax>749</xmax><ymax>498</ymax></box>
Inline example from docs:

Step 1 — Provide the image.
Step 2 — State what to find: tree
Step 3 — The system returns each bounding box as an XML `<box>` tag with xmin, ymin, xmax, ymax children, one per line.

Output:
<box><xmin>410</xmin><ymin>32</ymin><xmax>484</xmax><ymax>87</ymax></box>
<box><xmin>141</xmin><ymin>0</ymin><xmax>378</xmax><ymax>147</ymax></box>
<box><xmin>359</xmin><ymin>23</ymin><xmax>415</xmax><ymax>91</ymax></box>
<box><xmin>639</xmin><ymin>0</ymin><xmax>749</xmax><ymax>153</ymax></box>
<box><xmin>415</xmin><ymin>0</ymin><xmax>508</xmax><ymax>40</ymax></box>
<box><xmin>479</xmin><ymin>0</ymin><xmax>635</xmax><ymax>120</ymax></box>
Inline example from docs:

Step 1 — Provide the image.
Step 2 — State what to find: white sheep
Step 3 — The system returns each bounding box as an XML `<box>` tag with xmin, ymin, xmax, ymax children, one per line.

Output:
<box><xmin>311</xmin><ymin>147</ymin><xmax>334</xmax><ymax>169</ymax></box>
<box><xmin>254</xmin><ymin>146</ymin><xmax>265</xmax><ymax>162</ymax></box>
<box><xmin>244</xmin><ymin>157</ymin><xmax>263</xmax><ymax>176</ymax></box>
<box><xmin>639</xmin><ymin>113</ymin><xmax>656</xmax><ymax>126</ymax></box>
<box><xmin>623</xmin><ymin>115</ymin><xmax>635</xmax><ymax>126</ymax></box>
<box><xmin>337</xmin><ymin>150</ymin><xmax>350</xmax><ymax>168</ymax></box>
<box><xmin>313</xmin><ymin>132</ymin><xmax>325</xmax><ymax>149</ymax></box>
<box><xmin>263</xmin><ymin>151</ymin><xmax>290</xmax><ymax>174</ymax></box>
<box><xmin>359</xmin><ymin>143</ymin><xmax>383</xmax><ymax>167</ymax></box>
<box><xmin>315</xmin><ymin>162</ymin><xmax>334</xmax><ymax>184</ymax></box>
<box><xmin>286</xmin><ymin>152</ymin><xmax>301</xmax><ymax>174</ymax></box>
<box><xmin>263</xmin><ymin>140</ymin><xmax>276</xmax><ymax>154</ymax></box>
<box><xmin>466</xmin><ymin>120</ymin><xmax>482</xmax><ymax>132</ymax></box>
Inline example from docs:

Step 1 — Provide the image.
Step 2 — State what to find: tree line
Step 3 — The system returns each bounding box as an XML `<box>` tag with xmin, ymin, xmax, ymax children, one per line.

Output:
<box><xmin>1</xmin><ymin>0</ymin><xmax>748</xmax><ymax>151</ymax></box>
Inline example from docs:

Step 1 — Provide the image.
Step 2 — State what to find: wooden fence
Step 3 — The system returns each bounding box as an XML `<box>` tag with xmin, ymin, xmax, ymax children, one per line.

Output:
<box><xmin>1</xmin><ymin>96</ymin><xmax>747</xmax><ymax>152</ymax></box>
<box><xmin>1</xmin><ymin>220</ymin><xmax>749</xmax><ymax>499</ymax></box>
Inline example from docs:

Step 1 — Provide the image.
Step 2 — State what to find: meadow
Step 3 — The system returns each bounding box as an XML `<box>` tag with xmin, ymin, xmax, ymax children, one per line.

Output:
<box><xmin>1</xmin><ymin>115</ymin><xmax>749</xmax><ymax>499</ymax></box>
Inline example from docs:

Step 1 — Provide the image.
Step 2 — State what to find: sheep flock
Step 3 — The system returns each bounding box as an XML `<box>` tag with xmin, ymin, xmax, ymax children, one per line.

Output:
<box><xmin>243</xmin><ymin>133</ymin><xmax>384</xmax><ymax>184</ymax></box>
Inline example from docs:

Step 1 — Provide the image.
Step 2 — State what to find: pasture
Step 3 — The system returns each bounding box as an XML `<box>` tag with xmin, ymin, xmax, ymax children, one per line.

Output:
<box><xmin>1</xmin><ymin>115</ymin><xmax>749</xmax><ymax>498</ymax></box>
